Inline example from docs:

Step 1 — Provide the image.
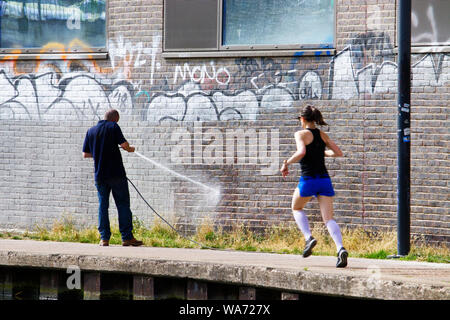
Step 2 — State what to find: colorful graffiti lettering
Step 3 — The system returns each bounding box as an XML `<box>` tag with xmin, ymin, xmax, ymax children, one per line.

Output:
<box><xmin>0</xmin><ymin>32</ymin><xmax>449</xmax><ymax>122</ymax></box>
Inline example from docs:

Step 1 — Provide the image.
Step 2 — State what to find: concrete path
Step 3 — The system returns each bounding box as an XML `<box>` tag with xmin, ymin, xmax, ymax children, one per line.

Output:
<box><xmin>0</xmin><ymin>239</ymin><xmax>449</xmax><ymax>300</ymax></box>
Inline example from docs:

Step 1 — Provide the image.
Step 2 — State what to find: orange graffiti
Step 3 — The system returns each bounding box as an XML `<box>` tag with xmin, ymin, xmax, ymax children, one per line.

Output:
<box><xmin>33</xmin><ymin>42</ymin><xmax>67</xmax><ymax>72</ymax></box>
<box><xmin>0</xmin><ymin>49</ymin><xmax>28</xmax><ymax>75</ymax></box>
<box><xmin>0</xmin><ymin>38</ymin><xmax>139</xmax><ymax>81</ymax></box>
<box><xmin>33</xmin><ymin>39</ymin><xmax>114</xmax><ymax>75</ymax></box>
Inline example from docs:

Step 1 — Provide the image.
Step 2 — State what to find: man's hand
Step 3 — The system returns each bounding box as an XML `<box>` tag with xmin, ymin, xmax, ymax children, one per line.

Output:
<box><xmin>120</xmin><ymin>141</ymin><xmax>135</xmax><ymax>152</ymax></box>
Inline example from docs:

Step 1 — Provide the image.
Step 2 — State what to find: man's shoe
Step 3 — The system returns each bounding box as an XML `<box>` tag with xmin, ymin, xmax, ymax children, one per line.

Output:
<box><xmin>99</xmin><ymin>240</ymin><xmax>109</xmax><ymax>246</ymax></box>
<box><xmin>302</xmin><ymin>236</ymin><xmax>317</xmax><ymax>258</ymax></box>
<box><xmin>122</xmin><ymin>238</ymin><xmax>143</xmax><ymax>247</ymax></box>
<box><xmin>336</xmin><ymin>247</ymin><xmax>348</xmax><ymax>268</ymax></box>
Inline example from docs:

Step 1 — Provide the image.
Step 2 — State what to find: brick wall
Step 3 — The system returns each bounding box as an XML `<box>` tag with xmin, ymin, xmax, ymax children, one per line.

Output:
<box><xmin>0</xmin><ymin>0</ymin><xmax>448</xmax><ymax>245</ymax></box>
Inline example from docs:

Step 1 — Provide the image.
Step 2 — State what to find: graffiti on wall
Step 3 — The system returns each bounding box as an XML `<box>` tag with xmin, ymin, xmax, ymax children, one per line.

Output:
<box><xmin>0</xmin><ymin>36</ymin><xmax>144</xmax><ymax>120</ymax></box>
<box><xmin>137</xmin><ymin>55</ymin><xmax>322</xmax><ymax>122</ymax></box>
<box><xmin>0</xmin><ymin>69</ymin><xmax>135</xmax><ymax>121</ymax></box>
<box><xmin>330</xmin><ymin>34</ymin><xmax>448</xmax><ymax>100</ymax></box>
<box><xmin>0</xmin><ymin>32</ymin><xmax>449</xmax><ymax>122</ymax></box>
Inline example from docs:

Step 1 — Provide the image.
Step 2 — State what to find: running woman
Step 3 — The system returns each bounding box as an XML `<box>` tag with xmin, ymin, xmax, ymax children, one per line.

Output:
<box><xmin>280</xmin><ymin>105</ymin><xmax>348</xmax><ymax>268</ymax></box>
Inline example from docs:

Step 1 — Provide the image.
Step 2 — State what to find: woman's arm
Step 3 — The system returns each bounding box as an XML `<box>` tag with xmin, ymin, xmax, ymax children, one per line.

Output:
<box><xmin>286</xmin><ymin>131</ymin><xmax>307</xmax><ymax>164</ymax></box>
<box><xmin>321</xmin><ymin>131</ymin><xmax>343</xmax><ymax>158</ymax></box>
<box><xmin>280</xmin><ymin>131</ymin><xmax>306</xmax><ymax>177</ymax></box>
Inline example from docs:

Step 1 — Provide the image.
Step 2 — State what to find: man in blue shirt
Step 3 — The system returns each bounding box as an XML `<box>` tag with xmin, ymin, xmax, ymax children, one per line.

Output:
<box><xmin>83</xmin><ymin>109</ymin><xmax>143</xmax><ymax>247</ymax></box>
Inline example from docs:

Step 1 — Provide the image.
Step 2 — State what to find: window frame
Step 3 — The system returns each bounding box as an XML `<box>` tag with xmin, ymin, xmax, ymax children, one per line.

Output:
<box><xmin>163</xmin><ymin>0</ymin><xmax>336</xmax><ymax>57</ymax></box>
<box><xmin>0</xmin><ymin>0</ymin><xmax>108</xmax><ymax>58</ymax></box>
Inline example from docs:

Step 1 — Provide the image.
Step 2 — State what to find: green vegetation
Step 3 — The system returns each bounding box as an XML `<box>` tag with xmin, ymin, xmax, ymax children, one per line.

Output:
<box><xmin>1</xmin><ymin>215</ymin><xmax>448</xmax><ymax>263</ymax></box>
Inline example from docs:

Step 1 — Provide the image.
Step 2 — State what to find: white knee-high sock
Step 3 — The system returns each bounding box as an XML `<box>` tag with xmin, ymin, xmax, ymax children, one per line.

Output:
<box><xmin>326</xmin><ymin>219</ymin><xmax>343</xmax><ymax>252</ymax></box>
<box><xmin>293</xmin><ymin>210</ymin><xmax>312</xmax><ymax>240</ymax></box>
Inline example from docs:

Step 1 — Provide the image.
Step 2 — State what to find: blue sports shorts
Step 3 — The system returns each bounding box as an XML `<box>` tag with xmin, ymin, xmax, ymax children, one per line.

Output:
<box><xmin>297</xmin><ymin>174</ymin><xmax>335</xmax><ymax>197</ymax></box>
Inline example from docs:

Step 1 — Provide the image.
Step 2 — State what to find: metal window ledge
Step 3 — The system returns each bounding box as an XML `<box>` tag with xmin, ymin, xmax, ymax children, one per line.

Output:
<box><xmin>0</xmin><ymin>52</ymin><xmax>108</xmax><ymax>61</ymax></box>
<box><xmin>393</xmin><ymin>46</ymin><xmax>450</xmax><ymax>53</ymax></box>
<box><xmin>162</xmin><ymin>49</ymin><xmax>336</xmax><ymax>59</ymax></box>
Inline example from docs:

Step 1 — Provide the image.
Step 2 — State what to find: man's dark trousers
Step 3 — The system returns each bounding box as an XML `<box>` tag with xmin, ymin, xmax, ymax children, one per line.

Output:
<box><xmin>95</xmin><ymin>177</ymin><xmax>133</xmax><ymax>241</ymax></box>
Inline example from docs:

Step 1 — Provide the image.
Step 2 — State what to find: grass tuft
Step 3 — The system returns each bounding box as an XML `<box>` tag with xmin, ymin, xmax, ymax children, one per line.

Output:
<box><xmin>1</xmin><ymin>215</ymin><xmax>448</xmax><ymax>263</ymax></box>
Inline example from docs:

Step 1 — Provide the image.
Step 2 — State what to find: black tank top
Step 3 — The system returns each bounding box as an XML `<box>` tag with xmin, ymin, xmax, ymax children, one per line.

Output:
<box><xmin>300</xmin><ymin>128</ymin><xmax>329</xmax><ymax>177</ymax></box>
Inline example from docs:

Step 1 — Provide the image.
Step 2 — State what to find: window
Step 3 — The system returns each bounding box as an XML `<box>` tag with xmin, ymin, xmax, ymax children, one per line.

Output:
<box><xmin>0</xmin><ymin>0</ymin><xmax>106</xmax><ymax>53</ymax></box>
<box><xmin>164</xmin><ymin>0</ymin><xmax>218</xmax><ymax>51</ymax></box>
<box><xmin>411</xmin><ymin>0</ymin><xmax>450</xmax><ymax>46</ymax></box>
<box><xmin>222</xmin><ymin>0</ymin><xmax>334</xmax><ymax>48</ymax></box>
<box><xmin>163</xmin><ymin>0</ymin><xmax>335</xmax><ymax>52</ymax></box>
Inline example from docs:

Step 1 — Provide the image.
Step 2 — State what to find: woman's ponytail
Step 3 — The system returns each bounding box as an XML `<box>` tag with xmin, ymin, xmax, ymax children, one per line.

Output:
<box><xmin>312</xmin><ymin>107</ymin><xmax>327</xmax><ymax>126</ymax></box>
<box><xmin>300</xmin><ymin>105</ymin><xmax>328</xmax><ymax>126</ymax></box>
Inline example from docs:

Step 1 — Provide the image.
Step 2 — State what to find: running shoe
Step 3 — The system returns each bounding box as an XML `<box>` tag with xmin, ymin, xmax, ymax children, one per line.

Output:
<box><xmin>336</xmin><ymin>247</ymin><xmax>348</xmax><ymax>268</ymax></box>
<box><xmin>302</xmin><ymin>236</ymin><xmax>317</xmax><ymax>258</ymax></box>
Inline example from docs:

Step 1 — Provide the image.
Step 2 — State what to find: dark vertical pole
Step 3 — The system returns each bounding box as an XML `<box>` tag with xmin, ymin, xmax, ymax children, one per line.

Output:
<box><xmin>397</xmin><ymin>0</ymin><xmax>411</xmax><ymax>256</ymax></box>
<box><xmin>0</xmin><ymin>1</ymin><xmax>2</xmax><ymax>47</ymax></box>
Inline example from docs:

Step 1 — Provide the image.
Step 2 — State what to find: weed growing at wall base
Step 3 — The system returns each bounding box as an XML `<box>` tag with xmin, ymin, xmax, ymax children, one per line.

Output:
<box><xmin>1</xmin><ymin>216</ymin><xmax>448</xmax><ymax>264</ymax></box>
